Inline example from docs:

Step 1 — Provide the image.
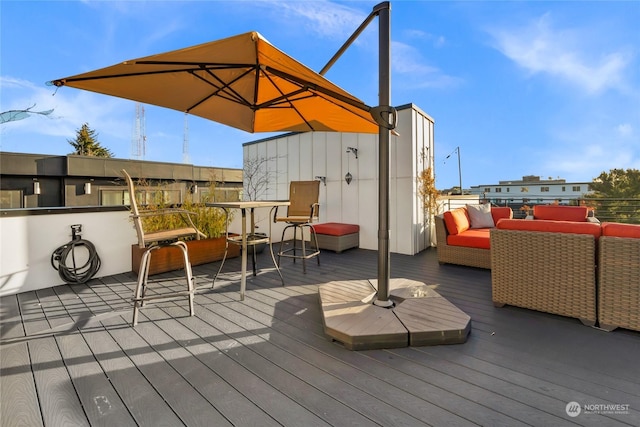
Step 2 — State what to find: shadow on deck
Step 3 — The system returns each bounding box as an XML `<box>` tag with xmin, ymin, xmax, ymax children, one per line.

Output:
<box><xmin>1</xmin><ymin>247</ymin><xmax>638</xmax><ymax>426</ymax></box>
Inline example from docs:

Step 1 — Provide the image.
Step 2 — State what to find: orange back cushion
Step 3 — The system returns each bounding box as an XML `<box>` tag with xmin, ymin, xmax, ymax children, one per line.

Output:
<box><xmin>602</xmin><ymin>222</ymin><xmax>640</xmax><ymax>238</ymax></box>
<box><xmin>443</xmin><ymin>208</ymin><xmax>470</xmax><ymax>235</ymax></box>
<box><xmin>533</xmin><ymin>205</ymin><xmax>588</xmax><ymax>222</ymax></box>
<box><xmin>491</xmin><ymin>207</ymin><xmax>513</xmax><ymax>224</ymax></box>
<box><xmin>497</xmin><ymin>218</ymin><xmax>601</xmax><ymax>239</ymax></box>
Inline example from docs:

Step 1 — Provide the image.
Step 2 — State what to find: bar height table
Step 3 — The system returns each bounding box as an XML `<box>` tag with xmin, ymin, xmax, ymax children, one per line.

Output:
<box><xmin>207</xmin><ymin>201</ymin><xmax>290</xmax><ymax>300</ymax></box>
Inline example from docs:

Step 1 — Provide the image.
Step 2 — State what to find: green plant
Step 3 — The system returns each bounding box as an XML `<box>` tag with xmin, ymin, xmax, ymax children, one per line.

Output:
<box><xmin>417</xmin><ymin>149</ymin><xmax>440</xmax><ymax>217</ymax></box>
<box><xmin>137</xmin><ymin>180</ymin><xmax>230</xmax><ymax>239</ymax></box>
<box><xmin>181</xmin><ymin>198</ymin><xmax>227</xmax><ymax>238</ymax></box>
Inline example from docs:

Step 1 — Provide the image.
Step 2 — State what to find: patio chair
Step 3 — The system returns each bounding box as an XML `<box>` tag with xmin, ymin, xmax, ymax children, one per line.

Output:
<box><xmin>276</xmin><ymin>180</ymin><xmax>321</xmax><ymax>273</ymax></box>
<box><xmin>122</xmin><ymin>169</ymin><xmax>206</xmax><ymax>326</ymax></box>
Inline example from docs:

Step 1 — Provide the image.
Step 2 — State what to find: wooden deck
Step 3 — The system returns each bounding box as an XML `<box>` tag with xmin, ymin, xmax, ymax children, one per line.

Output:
<box><xmin>1</xmin><ymin>247</ymin><xmax>638</xmax><ymax>426</ymax></box>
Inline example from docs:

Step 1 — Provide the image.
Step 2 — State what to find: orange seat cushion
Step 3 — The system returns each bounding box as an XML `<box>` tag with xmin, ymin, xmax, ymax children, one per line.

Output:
<box><xmin>447</xmin><ymin>229</ymin><xmax>491</xmax><ymax>249</ymax></box>
<box><xmin>443</xmin><ymin>208</ymin><xmax>470</xmax><ymax>235</ymax></box>
<box><xmin>533</xmin><ymin>205</ymin><xmax>588</xmax><ymax>222</ymax></box>
<box><xmin>601</xmin><ymin>222</ymin><xmax>640</xmax><ymax>238</ymax></box>
<box><xmin>497</xmin><ymin>219</ymin><xmax>601</xmax><ymax>239</ymax></box>
<box><xmin>313</xmin><ymin>222</ymin><xmax>359</xmax><ymax>236</ymax></box>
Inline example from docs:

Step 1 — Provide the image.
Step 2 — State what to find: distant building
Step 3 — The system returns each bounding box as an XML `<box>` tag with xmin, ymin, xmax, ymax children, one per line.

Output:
<box><xmin>469</xmin><ymin>175</ymin><xmax>593</xmax><ymax>207</ymax></box>
<box><xmin>0</xmin><ymin>152</ymin><xmax>243</xmax><ymax>209</ymax></box>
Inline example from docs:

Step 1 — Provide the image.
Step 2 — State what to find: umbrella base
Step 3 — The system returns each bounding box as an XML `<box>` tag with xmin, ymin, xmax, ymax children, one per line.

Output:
<box><xmin>318</xmin><ymin>278</ymin><xmax>471</xmax><ymax>350</ymax></box>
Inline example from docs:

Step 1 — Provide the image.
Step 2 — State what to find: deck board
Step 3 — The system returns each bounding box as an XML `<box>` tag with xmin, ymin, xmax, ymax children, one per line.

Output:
<box><xmin>56</xmin><ymin>332</ymin><xmax>137</xmax><ymax>427</ymax></box>
<box><xmin>208</xmin><ymin>300</ymin><xmax>430</xmax><ymax>427</ymax></box>
<box><xmin>99</xmin><ymin>312</ymin><xmax>232</xmax><ymax>426</ymax></box>
<box><xmin>81</xmin><ymin>328</ymin><xmax>185</xmax><ymax>427</ymax></box>
<box><xmin>0</xmin><ymin>342</ymin><xmax>44</xmax><ymax>427</ymax></box>
<box><xmin>30</xmin><ymin>337</ymin><xmax>90</xmax><ymax>426</ymax></box>
<box><xmin>1</xmin><ymin>248</ymin><xmax>639</xmax><ymax>426</ymax></box>
<box><xmin>174</xmin><ymin>300</ymin><xmax>386</xmax><ymax>426</ymax></box>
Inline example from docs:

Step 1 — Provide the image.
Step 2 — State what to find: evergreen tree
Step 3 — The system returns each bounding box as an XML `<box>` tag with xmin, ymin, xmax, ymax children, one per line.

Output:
<box><xmin>588</xmin><ymin>168</ymin><xmax>640</xmax><ymax>198</ymax></box>
<box><xmin>68</xmin><ymin>123</ymin><xmax>113</xmax><ymax>157</ymax></box>
<box><xmin>587</xmin><ymin>168</ymin><xmax>640</xmax><ymax>223</ymax></box>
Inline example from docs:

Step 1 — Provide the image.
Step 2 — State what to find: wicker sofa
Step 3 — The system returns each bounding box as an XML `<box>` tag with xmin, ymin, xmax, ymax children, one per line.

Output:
<box><xmin>491</xmin><ymin>205</ymin><xmax>601</xmax><ymax>326</ymax></box>
<box><xmin>598</xmin><ymin>222</ymin><xmax>640</xmax><ymax>332</ymax></box>
<box><xmin>434</xmin><ymin>205</ymin><xmax>512</xmax><ymax>269</ymax></box>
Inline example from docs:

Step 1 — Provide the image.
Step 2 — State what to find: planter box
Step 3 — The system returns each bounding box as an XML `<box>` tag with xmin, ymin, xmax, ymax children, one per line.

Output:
<box><xmin>131</xmin><ymin>235</ymin><xmax>240</xmax><ymax>276</ymax></box>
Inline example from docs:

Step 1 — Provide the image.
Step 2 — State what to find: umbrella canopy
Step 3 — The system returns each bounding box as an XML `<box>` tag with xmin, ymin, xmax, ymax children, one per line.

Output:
<box><xmin>51</xmin><ymin>31</ymin><xmax>378</xmax><ymax>134</ymax></box>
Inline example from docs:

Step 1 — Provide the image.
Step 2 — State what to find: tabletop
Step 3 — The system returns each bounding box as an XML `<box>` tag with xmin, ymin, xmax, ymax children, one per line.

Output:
<box><xmin>206</xmin><ymin>200</ymin><xmax>290</xmax><ymax>209</ymax></box>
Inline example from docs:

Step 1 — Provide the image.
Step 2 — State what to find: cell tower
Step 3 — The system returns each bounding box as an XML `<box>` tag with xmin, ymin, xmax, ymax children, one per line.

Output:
<box><xmin>131</xmin><ymin>103</ymin><xmax>146</xmax><ymax>159</ymax></box>
<box><xmin>182</xmin><ymin>112</ymin><xmax>190</xmax><ymax>164</ymax></box>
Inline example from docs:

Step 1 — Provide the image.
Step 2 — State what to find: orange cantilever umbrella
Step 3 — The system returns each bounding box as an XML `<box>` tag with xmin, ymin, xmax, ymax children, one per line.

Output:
<box><xmin>51</xmin><ymin>31</ymin><xmax>378</xmax><ymax>134</ymax></box>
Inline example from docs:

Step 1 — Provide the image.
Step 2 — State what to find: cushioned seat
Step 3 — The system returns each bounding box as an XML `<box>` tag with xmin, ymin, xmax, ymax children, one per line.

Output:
<box><xmin>314</xmin><ymin>223</ymin><xmax>360</xmax><ymax>253</ymax></box>
<box><xmin>314</xmin><ymin>223</ymin><xmax>360</xmax><ymax>236</ymax></box>
<box><xmin>435</xmin><ymin>205</ymin><xmax>513</xmax><ymax>269</ymax></box>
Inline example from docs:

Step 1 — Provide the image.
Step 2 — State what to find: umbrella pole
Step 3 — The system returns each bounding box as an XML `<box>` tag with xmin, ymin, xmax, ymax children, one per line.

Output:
<box><xmin>373</xmin><ymin>2</ymin><xmax>393</xmax><ymax>307</ymax></box>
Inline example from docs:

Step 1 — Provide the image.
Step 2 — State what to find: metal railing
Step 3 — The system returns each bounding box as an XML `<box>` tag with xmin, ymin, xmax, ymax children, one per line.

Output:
<box><xmin>435</xmin><ymin>195</ymin><xmax>640</xmax><ymax>224</ymax></box>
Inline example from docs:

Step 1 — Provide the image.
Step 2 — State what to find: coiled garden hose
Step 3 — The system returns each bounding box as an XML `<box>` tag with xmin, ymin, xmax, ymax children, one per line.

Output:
<box><xmin>51</xmin><ymin>238</ymin><xmax>101</xmax><ymax>285</ymax></box>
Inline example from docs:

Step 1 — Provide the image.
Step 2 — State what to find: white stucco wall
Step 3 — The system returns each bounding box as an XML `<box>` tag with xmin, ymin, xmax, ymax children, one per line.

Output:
<box><xmin>243</xmin><ymin>104</ymin><xmax>435</xmax><ymax>255</ymax></box>
<box><xmin>0</xmin><ymin>210</ymin><xmax>135</xmax><ymax>296</ymax></box>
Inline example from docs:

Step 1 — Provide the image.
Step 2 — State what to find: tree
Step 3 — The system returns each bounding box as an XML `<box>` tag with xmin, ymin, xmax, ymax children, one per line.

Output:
<box><xmin>243</xmin><ymin>155</ymin><xmax>278</xmax><ymax>201</ymax></box>
<box><xmin>68</xmin><ymin>123</ymin><xmax>113</xmax><ymax>157</ymax></box>
<box><xmin>588</xmin><ymin>168</ymin><xmax>640</xmax><ymax>198</ymax></box>
<box><xmin>586</xmin><ymin>168</ymin><xmax>640</xmax><ymax>224</ymax></box>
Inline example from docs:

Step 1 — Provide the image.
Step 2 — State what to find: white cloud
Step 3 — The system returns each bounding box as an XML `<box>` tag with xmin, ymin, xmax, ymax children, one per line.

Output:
<box><xmin>1</xmin><ymin>76</ymin><xmax>131</xmax><ymax>155</ymax></box>
<box><xmin>616</xmin><ymin>123</ymin><xmax>633</xmax><ymax>137</ymax></box>
<box><xmin>259</xmin><ymin>0</ymin><xmax>366</xmax><ymax>41</ymax></box>
<box><xmin>540</xmin><ymin>115</ymin><xmax>639</xmax><ymax>180</ymax></box>
<box><xmin>403</xmin><ymin>29</ymin><xmax>446</xmax><ymax>49</ymax></box>
<box><xmin>391</xmin><ymin>42</ymin><xmax>462</xmax><ymax>89</ymax></box>
<box><xmin>487</xmin><ymin>13</ymin><xmax>633</xmax><ymax>95</ymax></box>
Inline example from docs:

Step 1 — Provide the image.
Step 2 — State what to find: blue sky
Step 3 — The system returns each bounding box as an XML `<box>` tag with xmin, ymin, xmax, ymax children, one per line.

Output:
<box><xmin>1</xmin><ymin>0</ymin><xmax>638</xmax><ymax>190</ymax></box>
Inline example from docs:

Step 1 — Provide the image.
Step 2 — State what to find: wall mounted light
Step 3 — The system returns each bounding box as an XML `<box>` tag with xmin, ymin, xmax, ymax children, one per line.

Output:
<box><xmin>315</xmin><ymin>176</ymin><xmax>327</xmax><ymax>186</ymax></box>
<box><xmin>345</xmin><ymin>172</ymin><xmax>353</xmax><ymax>185</ymax></box>
<box><xmin>190</xmin><ymin>183</ymin><xmax>198</xmax><ymax>194</ymax></box>
<box><xmin>346</xmin><ymin>146</ymin><xmax>359</xmax><ymax>159</ymax></box>
<box><xmin>84</xmin><ymin>182</ymin><xmax>92</xmax><ymax>195</ymax></box>
<box><xmin>345</xmin><ymin>147</ymin><xmax>358</xmax><ymax>186</ymax></box>
<box><xmin>33</xmin><ymin>180</ymin><xmax>41</xmax><ymax>195</ymax></box>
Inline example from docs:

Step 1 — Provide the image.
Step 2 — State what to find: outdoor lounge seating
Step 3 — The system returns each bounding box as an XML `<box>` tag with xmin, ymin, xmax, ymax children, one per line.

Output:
<box><xmin>491</xmin><ymin>205</ymin><xmax>600</xmax><ymax>326</ymax></box>
<box><xmin>123</xmin><ymin>169</ymin><xmax>206</xmax><ymax>326</ymax></box>
<box><xmin>434</xmin><ymin>204</ymin><xmax>513</xmax><ymax>269</ymax></box>
<box><xmin>491</xmin><ymin>218</ymin><xmax>600</xmax><ymax>326</ymax></box>
<box><xmin>598</xmin><ymin>222</ymin><xmax>640</xmax><ymax>332</ymax></box>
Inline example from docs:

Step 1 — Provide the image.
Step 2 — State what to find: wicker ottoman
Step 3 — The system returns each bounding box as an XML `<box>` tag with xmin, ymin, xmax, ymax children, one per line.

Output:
<box><xmin>313</xmin><ymin>223</ymin><xmax>359</xmax><ymax>253</ymax></box>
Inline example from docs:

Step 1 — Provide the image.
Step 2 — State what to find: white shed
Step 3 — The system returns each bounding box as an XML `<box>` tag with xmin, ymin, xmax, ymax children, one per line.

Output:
<box><xmin>242</xmin><ymin>103</ymin><xmax>435</xmax><ymax>255</ymax></box>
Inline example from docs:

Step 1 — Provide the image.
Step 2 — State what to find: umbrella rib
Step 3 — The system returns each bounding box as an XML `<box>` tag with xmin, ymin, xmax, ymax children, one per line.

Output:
<box><xmin>255</xmin><ymin>88</ymin><xmax>309</xmax><ymax>109</ymax></box>
<box><xmin>51</xmin><ymin>66</ymin><xmax>234</xmax><ymax>86</ymax></box>
<box><xmin>256</xmin><ymin>72</ymin><xmax>375</xmax><ymax>130</ymax></box>
<box><xmin>264</xmin><ymin>66</ymin><xmax>371</xmax><ymax>113</ymax></box>
<box><xmin>187</xmin><ymin>67</ymin><xmax>256</xmax><ymax>111</ymax></box>
<box><xmin>136</xmin><ymin>61</ymin><xmax>252</xmax><ymax>69</ymax></box>
<box><xmin>259</xmin><ymin>72</ymin><xmax>315</xmax><ymax>130</ymax></box>
<box><xmin>52</xmin><ymin>63</ymin><xmax>252</xmax><ymax>86</ymax></box>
